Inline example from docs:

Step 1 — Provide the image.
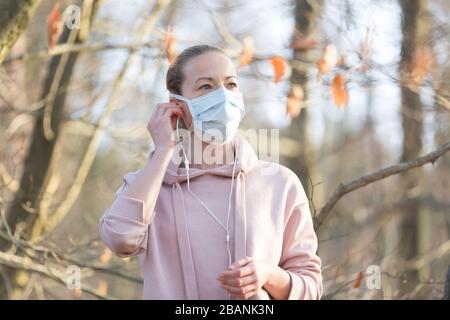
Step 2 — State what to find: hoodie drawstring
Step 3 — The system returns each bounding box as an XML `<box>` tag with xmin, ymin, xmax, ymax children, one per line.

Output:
<box><xmin>234</xmin><ymin>170</ymin><xmax>247</xmax><ymax>263</ymax></box>
<box><xmin>171</xmin><ymin>182</ymin><xmax>200</xmax><ymax>299</ymax></box>
<box><xmin>171</xmin><ymin>171</ymin><xmax>248</xmax><ymax>300</ymax></box>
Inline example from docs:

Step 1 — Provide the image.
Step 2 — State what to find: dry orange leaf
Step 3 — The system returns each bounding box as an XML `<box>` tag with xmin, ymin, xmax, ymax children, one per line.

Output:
<box><xmin>287</xmin><ymin>84</ymin><xmax>304</xmax><ymax>119</ymax></box>
<box><xmin>164</xmin><ymin>25</ymin><xmax>177</xmax><ymax>64</ymax></box>
<box><xmin>239</xmin><ymin>36</ymin><xmax>254</xmax><ymax>67</ymax></box>
<box><xmin>271</xmin><ymin>56</ymin><xmax>287</xmax><ymax>83</ymax></box>
<box><xmin>331</xmin><ymin>74</ymin><xmax>348</xmax><ymax>108</ymax></box>
<box><xmin>316</xmin><ymin>43</ymin><xmax>338</xmax><ymax>78</ymax></box>
<box><xmin>411</xmin><ymin>47</ymin><xmax>433</xmax><ymax>85</ymax></box>
<box><xmin>48</xmin><ymin>3</ymin><xmax>62</xmax><ymax>48</ymax></box>
<box><xmin>353</xmin><ymin>271</ymin><xmax>364</xmax><ymax>288</ymax></box>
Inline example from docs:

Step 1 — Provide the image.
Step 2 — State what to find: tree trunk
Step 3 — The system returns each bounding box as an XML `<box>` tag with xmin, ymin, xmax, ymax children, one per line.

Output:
<box><xmin>0</xmin><ymin>0</ymin><xmax>42</xmax><ymax>63</ymax></box>
<box><xmin>0</xmin><ymin>0</ymin><xmax>100</xmax><ymax>299</ymax></box>
<box><xmin>284</xmin><ymin>0</ymin><xmax>323</xmax><ymax>200</ymax></box>
<box><xmin>397</xmin><ymin>0</ymin><xmax>427</xmax><ymax>296</ymax></box>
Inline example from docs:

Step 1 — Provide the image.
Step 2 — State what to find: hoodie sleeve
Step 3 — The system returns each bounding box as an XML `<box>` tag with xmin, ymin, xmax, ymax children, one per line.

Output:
<box><xmin>279</xmin><ymin>178</ymin><xmax>323</xmax><ymax>300</ymax></box>
<box><xmin>99</xmin><ymin>172</ymin><xmax>151</xmax><ymax>258</ymax></box>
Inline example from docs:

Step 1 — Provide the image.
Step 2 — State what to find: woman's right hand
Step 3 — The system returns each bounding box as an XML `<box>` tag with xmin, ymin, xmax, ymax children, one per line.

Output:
<box><xmin>147</xmin><ymin>102</ymin><xmax>184</xmax><ymax>152</ymax></box>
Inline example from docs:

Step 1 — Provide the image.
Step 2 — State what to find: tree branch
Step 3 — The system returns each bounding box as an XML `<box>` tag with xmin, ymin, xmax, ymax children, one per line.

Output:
<box><xmin>0</xmin><ymin>251</ymin><xmax>117</xmax><ymax>300</ymax></box>
<box><xmin>314</xmin><ymin>140</ymin><xmax>450</xmax><ymax>229</ymax></box>
<box><xmin>3</xmin><ymin>40</ymin><xmax>163</xmax><ymax>64</ymax></box>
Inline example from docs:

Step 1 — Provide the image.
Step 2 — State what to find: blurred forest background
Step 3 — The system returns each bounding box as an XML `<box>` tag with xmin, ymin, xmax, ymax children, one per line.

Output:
<box><xmin>0</xmin><ymin>0</ymin><xmax>449</xmax><ymax>300</ymax></box>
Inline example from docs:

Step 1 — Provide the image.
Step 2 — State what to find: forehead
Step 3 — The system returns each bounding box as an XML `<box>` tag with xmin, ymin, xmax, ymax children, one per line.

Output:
<box><xmin>182</xmin><ymin>51</ymin><xmax>236</xmax><ymax>82</ymax></box>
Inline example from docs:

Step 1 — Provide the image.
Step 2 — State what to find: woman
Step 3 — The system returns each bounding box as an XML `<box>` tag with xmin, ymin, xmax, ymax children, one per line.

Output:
<box><xmin>99</xmin><ymin>45</ymin><xmax>322</xmax><ymax>300</ymax></box>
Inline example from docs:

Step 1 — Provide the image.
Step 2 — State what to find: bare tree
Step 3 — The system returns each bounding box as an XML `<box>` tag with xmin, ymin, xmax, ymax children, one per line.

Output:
<box><xmin>0</xmin><ymin>0</ymin><xmax>100</xmax><ymax>299</ymax></box>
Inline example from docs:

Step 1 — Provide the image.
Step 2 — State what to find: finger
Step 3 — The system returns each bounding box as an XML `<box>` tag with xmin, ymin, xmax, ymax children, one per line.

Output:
<box><xmin>221</xmin><ymin>274</ymin><xmax>256</xmax><ymax>288</ymax></box>
<box><xmin>166</xmin><ymin>110</ymin><xmax>184</xmax><ymax>132</ymax></box>
<box><xmin>168</xmin><ymin>100</ymin><xmax>191</xmax><ymax>127</ymax></box>
<box><xmin>221</xmin><ymin>283</ymin><xmax>257</xmax><ymax>296</ymax></box>
<box><xmin>161</xmin><ymin>105</ymin><xmax>184</xmax><ymax>117</ymax></box>
<box><xmin>242</xmin><ymin>289</ymin><xmax>258</xmax><ymax>300</ymax></box>
<box><xmin>219</xmin><ymin>264</ymin><xmax>254</xmax><ymax>280</ymax></box>
<box><xmin>229</xmin><ymin>256</ymin><xmax>253</xmax><ymax>270</ymax></box>
<box><xmin>156</xmin><ymin>103</ymin><xmax>178</xmax><ymax>117</ymax></box>
<box><xmin>164</xmin><ymin>109</ymin><xmax>184</xmax><ymax>121</ymax></box>
<box><xmin>160</xmin><ymin>106</ymin><xmax>184</xmax><ymax>118</ymax></box>
<box><xmin>156</xmin><ymin>103</ymin><xmax>170</xmax><ymax>117</ymax></box>
<box><xmin>152</xmin><ymin>103</ymin><xmax>162</xmax><ymax>118</ymax></box>
<box><xmin>170</xmin><ymin>97</ymin><xmax>186</xmax><ymax>106</ymax></box>
<box><xmin>221</xmin><ymin>273</ymin><xmax>257</xmax><ymax>287</ymax></box>
<box><xmin>169</xmin><ymin>97</ymin><xmax>178</xmax><ymax>104</ymax></box>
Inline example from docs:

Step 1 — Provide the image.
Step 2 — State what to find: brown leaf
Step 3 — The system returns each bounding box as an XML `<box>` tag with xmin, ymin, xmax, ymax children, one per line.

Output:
<box><xmin>164</xmin><ymin>25</ymin><xmax>177</xmax><ymax>64</ymax></box>
<box><xmin>48</xmin><ymin>3</ymin><xmax>62</xmax><ymax>48</ymax></box>
<box><xmin>271</xmin><ymin>56</ymin><xmax>287</xmax><ymax>83</ymax></box>
<box><xmin>239</xmin><ymin>36</ymin><xmax>254</xmax><ymax>67</ymax></box>
<box><xmin>353</xmin><ymin>271</ymin><xmax>364</xmax><ymax>288</ymax></box>
<box><xmin>331</xmin><ymin>74</ymin><xmax>348</xmax><ymax>108</ymax></box>
<box><xmin>286</xmin><ymin>84</ymin><xmax>304</xmax><ymax>119</ymax></box>
<box><xmin>316</xmin><ymin>43</ymin><xmax>338</xmax><ymax>78</ymax></box>
<box><xmin>411</xmin><ymin>47</ymin><xmax>433</xmax><ymax>85</ymax></box>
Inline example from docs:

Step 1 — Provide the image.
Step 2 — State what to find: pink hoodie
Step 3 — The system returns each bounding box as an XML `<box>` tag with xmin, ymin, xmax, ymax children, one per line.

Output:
<box><xmin>99</xmin><ymin>134</ymin><xmax>322</xmax><ymax>300</ymax></box>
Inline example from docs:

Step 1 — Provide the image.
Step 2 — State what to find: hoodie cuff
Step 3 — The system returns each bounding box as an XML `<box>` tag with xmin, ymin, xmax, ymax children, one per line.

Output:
<box><xmin>285</xmin><ymin>270</ymin><xmax>306</xmax><ymax>300</ymax></box>
<box><xmin>109</xmin><ymin>195</ymin><xmax>149</xmax><ymax>224</ymax></box>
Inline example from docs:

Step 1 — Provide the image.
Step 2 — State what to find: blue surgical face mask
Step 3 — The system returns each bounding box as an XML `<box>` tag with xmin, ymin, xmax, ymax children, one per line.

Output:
<box><xmin>169</xmin><ymin>86</ymin><xmax>245</xmax><ymax>144</ymax></box>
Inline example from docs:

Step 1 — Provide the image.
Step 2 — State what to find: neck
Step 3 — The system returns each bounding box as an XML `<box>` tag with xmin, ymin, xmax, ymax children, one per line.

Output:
<box><xmin>181</xmin><ymin>134</ymin><xmax>236</xmax><ymax>170</ymax></box>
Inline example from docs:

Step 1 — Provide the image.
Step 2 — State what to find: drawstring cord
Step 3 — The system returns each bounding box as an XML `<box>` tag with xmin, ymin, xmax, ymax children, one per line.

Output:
<box><xmin>176</xmin><ymin>118</ymin><xmax>238</xmax><ymax>300</ymax></box>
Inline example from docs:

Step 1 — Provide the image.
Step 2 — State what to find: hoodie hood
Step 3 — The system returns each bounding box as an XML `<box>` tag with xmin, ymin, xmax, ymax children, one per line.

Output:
<box><xmin>162</xmin><ymin>134</ymin><xmax>259</xmax><ymax>185</ymax></box>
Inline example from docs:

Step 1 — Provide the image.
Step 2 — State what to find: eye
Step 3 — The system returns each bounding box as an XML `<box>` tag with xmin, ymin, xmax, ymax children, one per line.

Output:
<box><xmin>199</xmin><ymin>84</ymin><xmax>212</xmax><ymax>90</ymax></box>
<box><xmin>227</xmin><ymin>82</ymin><xmax>238</xmax><ymax>89</ymax></box>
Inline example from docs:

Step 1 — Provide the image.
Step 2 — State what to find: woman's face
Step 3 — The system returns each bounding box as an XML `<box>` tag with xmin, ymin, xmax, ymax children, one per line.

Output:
<box><xmin>179</xmin><ymin>51</ymin><xmax>239</xmax><ymax>99</ymax></box>
<box><xmin>169</xmin><ymin>51</ymin><xmax>240</xmax><ymax>128</ymax></box>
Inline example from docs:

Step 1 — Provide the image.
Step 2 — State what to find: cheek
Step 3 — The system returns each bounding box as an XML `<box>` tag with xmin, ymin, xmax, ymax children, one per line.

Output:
<box><xmin>180</xmin><ymin>83</ymin><xmax>194</xmax><ymax>99</ymax></box>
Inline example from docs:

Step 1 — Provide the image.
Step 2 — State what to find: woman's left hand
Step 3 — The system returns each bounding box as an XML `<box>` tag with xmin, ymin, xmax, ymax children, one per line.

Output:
<box><xmin>217</xmin><ymin>256</ymin><xmax>275</xmax><ymax>299</ymax></box>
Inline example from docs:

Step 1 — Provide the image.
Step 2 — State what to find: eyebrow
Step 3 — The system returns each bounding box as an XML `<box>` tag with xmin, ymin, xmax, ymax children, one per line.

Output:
<box><xmin>195</xmin><ymin>76</ymin><xmax>237</xmax><ymax>83</ymax></box>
